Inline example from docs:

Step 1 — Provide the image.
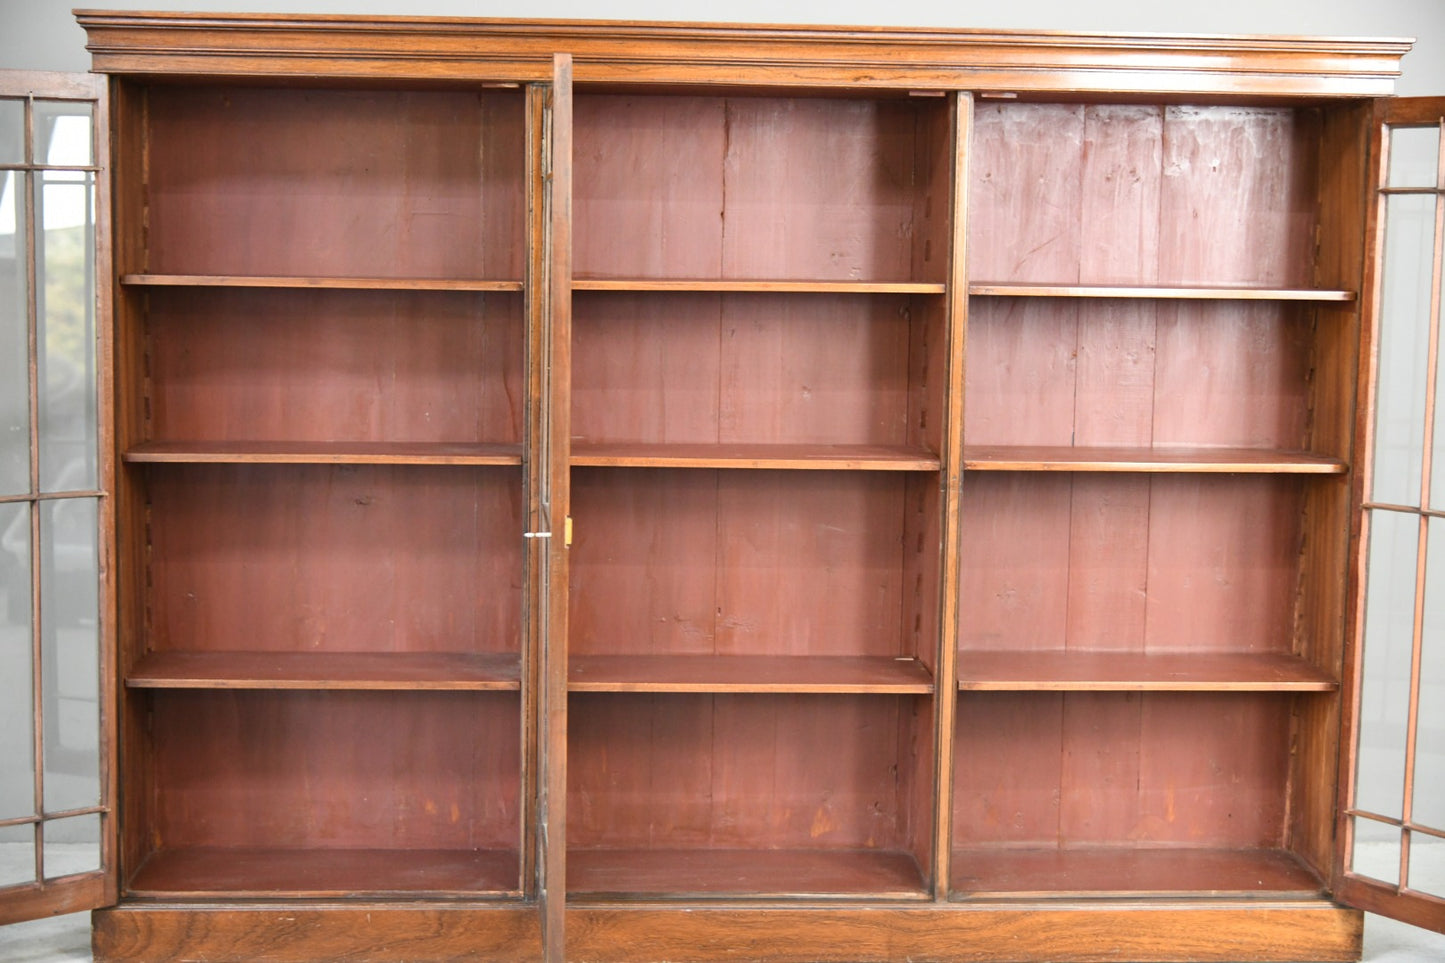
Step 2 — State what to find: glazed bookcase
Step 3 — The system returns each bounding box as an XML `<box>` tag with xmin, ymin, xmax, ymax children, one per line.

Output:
<box><xmin>0</xmin><ymin>9</ymin><xmax>1442</xmax><ymax>962</ymax></box>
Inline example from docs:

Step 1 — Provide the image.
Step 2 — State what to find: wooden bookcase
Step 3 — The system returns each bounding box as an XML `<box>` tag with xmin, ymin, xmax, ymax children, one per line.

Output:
<box><xmin>1</xmin><ymin>9</ymin><xmax>1441</xmax><ymax>962</ymax></box>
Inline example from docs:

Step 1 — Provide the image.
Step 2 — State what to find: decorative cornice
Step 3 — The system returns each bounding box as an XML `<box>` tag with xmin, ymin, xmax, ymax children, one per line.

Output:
<box><xmin>74</xmin><ymin>11</ymin><xmax>1412</xmax><ymax>98</ymax></box>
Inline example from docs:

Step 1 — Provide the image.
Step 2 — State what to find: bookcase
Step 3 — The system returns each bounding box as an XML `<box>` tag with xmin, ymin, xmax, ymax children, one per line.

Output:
<box><xmin>0</xmin><ymin>10</ymin><xmax>1440</xmax><ymax>962</ymax></box>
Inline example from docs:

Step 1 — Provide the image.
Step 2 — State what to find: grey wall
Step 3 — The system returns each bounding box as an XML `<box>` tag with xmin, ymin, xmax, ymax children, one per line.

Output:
<box><xmin>2</xmin><ymin>0</ymin><xmax>1443</xmax><ymax>96</ymax></box>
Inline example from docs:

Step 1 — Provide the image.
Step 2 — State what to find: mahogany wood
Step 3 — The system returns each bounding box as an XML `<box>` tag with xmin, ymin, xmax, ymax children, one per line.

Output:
<box><xmin>962</xmin><ymin>445</ymin><xmax>1345</xmax><ymax>473</ymax></box>
<box><xmin>957</xmin><ymin>650</ymin><xmax>1338</xmax><ymax>691</ymax></box>
<box><xmin>574</xmin><ymin>279</ymin><xmax>944</xmax><ymax>293</ymax></box>
<box><xmin>73</xmin><ymin>11</ymin><xmax>1409</xmax><ymax>100</ymax></box>
<box><xmin>567</xmin><ymin>849</ymin><xmax>925</xmax><ymax>899</ymax></box>
<box><xmin>109</xmin><ymin>77</ymin><xmax>157</xmax><ymax>902</ymax></box>
<box><xmin>564</xmin><ymin>904</ymin><xmax>1362</xmax><ymax>963</ymax></box>
<box><xmin>969</xmin><ymin>283</ymin><xmax>1353</xmax><ymax>300</ymax></box>
<box><xmin>126</xmin><ymin>651</ymin><xmax>522</xmax><ymax>690</ymax></box>
<box><xmin>122</xmin><ymin>274</ymin><xmax>523</xmax><ymax>290</ymax></box>
<box><xmin>568</xmin><ymin>654</ymin><xmax>934</xmax><ymax>693</ymax></box>
<box><xmin>124</xmin><ymin>441</ymin><xmax>523</xmax><ymax>465</ymax></box>
<box><xmin>126</xmin><ymin>848</ymin><xmax>520</xmax><ymax>898</ymax></box>
<box><xmin>92</xmin><ymin>905</ymin><xmax>541</xmax><ymax>963</ymax></box>
<box><xmin>0</xmin><ymin>875</ymin><xmax>107</xmax><ymax>928</ymax></box>
<box><xmin>33</xmin><ymin>10</ymin><xmax>1424</xmax><ymax>962</ymax></box>
<box><xmin>951</xmin><ymin>847</ymin><xmax>1324</xmax><ymax>897</ymax></box>
<box><xmin>540</xmin><ymin>54</ymin><xmax>574</xmax><ymax>963</ymax></box>
<box><xmin>571</xmin><ymin>443</ymin><xmax>938</xmax><ymax>471</ymax></box>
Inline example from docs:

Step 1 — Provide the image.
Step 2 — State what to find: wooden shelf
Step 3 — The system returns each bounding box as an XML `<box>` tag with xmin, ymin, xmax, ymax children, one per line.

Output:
<box><xmin>568</xmin><ymin>848</ymin><xmax>926</xmax><ymax>899</ymax></box>
<box><xmin>569</xmin><ymin>655</ymin><xmax>935</xmax><ymax>693</ymax></box>
<box><xmin>968</xmin><ymin>282</ymin><xmax>1355</xmax><ymax>301</ymax></box>
<box><xmin>571</xmin><ymin>443</ymin><xmax>940</xmax><ymax>471</ymax></box>
<box><xmin>124</xmin><ymin>441</ymin><xmax>523</xmax><ymax>466</ymax></box>
<box><xmin>127</xmin><ymin>651</ymin><xmax>521</xmax><ymax>691</ymax></box>
<box><xmin>127</xmin><ymin>847</ymin><xmax>521</xmax><ymax>898</ymax></box>
<box><xmin>962</xmin><ymin>446</ymin><xmax>1346</xmax><ymax>474</ymax></box>
<box><xmin>121</xmin><ymin>273</ymin><xmax>524</xmax><ymax>292</ymax></box>
<box><xmin>573</xmin><ymin>278</ymin><xmax>945</xmax><ymax>294</ymax></box>
<box><xmin>950</xmin><ymin>847</ymin><xmax>1326</xmax><ymax>898</ymax></box>
<box><xmin>957</xmin><ymin>650</ymin><xmax>1337</xmax><ymax>692</ymax></box>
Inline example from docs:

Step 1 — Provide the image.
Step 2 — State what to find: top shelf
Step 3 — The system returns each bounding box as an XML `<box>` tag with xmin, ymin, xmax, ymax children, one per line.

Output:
<box><xmin>121</xmin><ymin>274</ymin><xmax>524</xmax><ymax>293</ymax></box>
<box><xmin>968</xmin><ymin>282</ymin><xmax>1355</xmax><ymax>302</ymax></box>
<box><xmin>573</xmin><ymin>279</ymin><xmax>946</xmax><ymax>294</ymax></box>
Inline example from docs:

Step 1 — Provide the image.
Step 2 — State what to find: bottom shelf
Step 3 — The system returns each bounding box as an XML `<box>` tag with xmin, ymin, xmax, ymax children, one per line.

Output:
<box><xmin>950</xmin><ymin>846</ymin><xmax>1325</xmax><ymax>899</ymax></box>
<box><xmin>126</xmin><ymin>847</ymin><xmax>521</xmax><ymax>899</ymax></box>
<box><xmin>568</xmin><ymin>848</ymin><xmax>926</xmax><ymax>900</ymax></box>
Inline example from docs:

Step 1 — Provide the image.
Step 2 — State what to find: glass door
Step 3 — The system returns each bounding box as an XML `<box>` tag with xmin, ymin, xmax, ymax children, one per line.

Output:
<box><xmin>0</xmin><ymin>70</ymin><xmax>114</xmax><ymax>925</ymax></box>
<box><xmin>1340</xmin><ymin>97</ymin><xmax>1445</xmax><ymax>933</ymax></box>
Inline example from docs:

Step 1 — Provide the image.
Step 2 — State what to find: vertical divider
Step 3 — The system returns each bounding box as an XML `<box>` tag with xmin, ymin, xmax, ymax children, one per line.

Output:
<box><xmin>90</xmin><ymin>72</ymin><xmax>120</xmax><ymax>908</ymax></box>
<box><xmin>931</xmin><ymin>91</ymin><xmax>971</xmax><ymax>901</ymax></box>
<box><xmin>536</xmin><ymin>52</ymin><xmax>574</xmax><ymax>963</ymax></box>
<box><xmin>523</xmin><ymin>78</ymin><xmax>546</xmax><ymax>906</ymax></box>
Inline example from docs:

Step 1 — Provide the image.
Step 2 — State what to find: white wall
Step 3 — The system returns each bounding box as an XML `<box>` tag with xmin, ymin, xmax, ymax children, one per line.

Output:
<box><xmin>1</xmin><ymin>0</ymin><xmax>1443</xmax><ymax>96</ymax></box>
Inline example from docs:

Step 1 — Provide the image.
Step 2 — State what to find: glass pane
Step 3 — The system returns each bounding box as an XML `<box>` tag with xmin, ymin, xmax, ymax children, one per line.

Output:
<box><xmin>1389</xmin><ymin>126</ymin><xmax>1442</xmax><ymax>189</ymax></box>
<box><xmin>0</xmin><ymin>99</ymin><xmax>22</xmax><ymax>165</ymax></box>
<box><xmin>1357</xmin><ymin>509</ymin><xmax>1420</xmax><ymax>819</ymax></box>
<box><xmin>1353</xmin><ymin>816</ymin><xmax>1404</xmax><ymax>886</ymax></box>
<box><xmin>0</xmin><ymin>823</ymin><xmax>35</xmax><ymax>887</ymax></box>
<box><xmin>0</xmin><ymin>502</ymin><xmax>34</xmax><ymax>821</ymax></box>
<box><xmin>35</xmin><ymin>172</ymin><xmax>96</xmax><ymax>493</ymax></box>
<box><xmin>0</xmin><ymin>169</ymin><xmax>28</xmax><ymax>497</ymax></box>
<box><xmin>1414</xmin><ymin>517</ymin><xmax>1445</xmax><ymax>830</ymax></box>
<box><xmin>32</xmin><ymin>102</ymin><xmax>93</xmax><ymax>169</ymax></box>
<box><xmin>1409</xmin><ymin>833</ymin><xmax>1445</xmax><ymax>898</ymax></box>
<box><xmin>41</xmin><ymin>813</ymin><xmax>99</xmax><ymax>879</ymax></box>
<box><xmin>39</xmin><ymin>498</ymin><xmax>99</xmax><ymax>813</ymax></box>
<box><xmin>1374</xmin><ymin>194</ymin><xmax>1437</xmax><ymax>508</ymax></box>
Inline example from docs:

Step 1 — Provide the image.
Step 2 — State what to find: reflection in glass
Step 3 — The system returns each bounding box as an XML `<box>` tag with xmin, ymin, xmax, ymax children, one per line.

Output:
<box><xmin>0</xmin><ymin>169</ymin><xmax>28</xmax><ymax>497</ymax></box>
<box><xmin>36</xmin><ymin>173</ymin><xmax>97</xmax><ymax>493</ymax></box>
<box><xmin>0</xmin><ymin>502</ymin><xmax>35</xmax><ymax>821</ymax></box>
<box><xmin>32</xmin><ymin>102</ymin><xmax>93</xmax><ymax>168</ymax></box>
<box><xmin>41</xmin><ymin>812</ymin><xmax>100</xmax><ymax>879</ymax></box>
<box><xmin>40</xmin><ymin>498</ymin><xmax>99</xmax><ymax>814</ymax></box>
<box><xmin>1356</xmin><ymin>509</ymin><xmax>1419</xmax><ymax>820</ymax></box>
<box><xmin>1409</xmin><ymin>833</ymin><xmax>1445</xmax><ymax>898</ymax></box>
<box><xmin>1373</xmin><ymin>194</ymin><xmax>1436</xmax><ymax>508</ymax></box>
<box><xmin>1388</xmin><ymin>126</ymin><xmax>1442</xmax><ymax>190</ymax></box>
<box><xmin>1414</xmin><ymin>517</ymin><xmax>1445</xmax><ymax>831</ymax></box>
<box><xmin>0</xmin><ymin>823</ymin><xmax>35</xmax><ymax>888</ymax></box>
<box><xmin>0</xmin><ymin>99</ymin><xmax>21</xmax><ymax>165</ymax></box>
<box><xmin>1353</xmin><ymin>817</ymin><xmax>1403</xmax><ymax>886</ymax></box>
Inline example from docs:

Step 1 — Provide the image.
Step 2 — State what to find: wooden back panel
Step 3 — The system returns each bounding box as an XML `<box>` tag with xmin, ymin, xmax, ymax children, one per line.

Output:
<box><xmin>146</xmin><ymin>465</ymin><xmax>523</xmax><ymax>655</ymax></box>
<box><xmin>953</xmin><ymin>691</ymin><xmax>1291</xmax><ymax>848</ymax></box>
<box><xmin>569</xmin><ymin>469</ymin><xmax>922</xmax><ymax>659</ymax></box>
<box><xmin>568</xmin><ymin>692</ymin><xmax>922</xmax><ymax>853</ymax></box>
<box><xmin>571</xmin><ymin>293</ymin><xmax>917</xmax><ymax>447</ymax></box>
<box><xmin>574</xmin><ymin>95</ymin><xmax>946</xmax><ymax>282</ymax></box>
<box><xmin>149</xmin><ymin>690</ymin><xmax>520</xmax><ymax>849</ymax></box>
<box><xmin>146</xmin><ymin>289</ymin><xmax>524</xmax><ymax>445</ymax></box>
<box><xmin>145</xmin><ymin>86</ymin><xmax>525</xmax><ymax>279</ymax></box>
<box><xmin>968</xmin><ymin>103</ymin><xmax>1318</xmax><ymax>287</ymax></box>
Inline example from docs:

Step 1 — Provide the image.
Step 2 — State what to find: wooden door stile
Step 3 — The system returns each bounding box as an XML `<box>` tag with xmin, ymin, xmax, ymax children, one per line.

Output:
<box><xmin>538</xmin><ymin>53</ymin><xmax>573</xmax><ymax>963</ymax></box>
